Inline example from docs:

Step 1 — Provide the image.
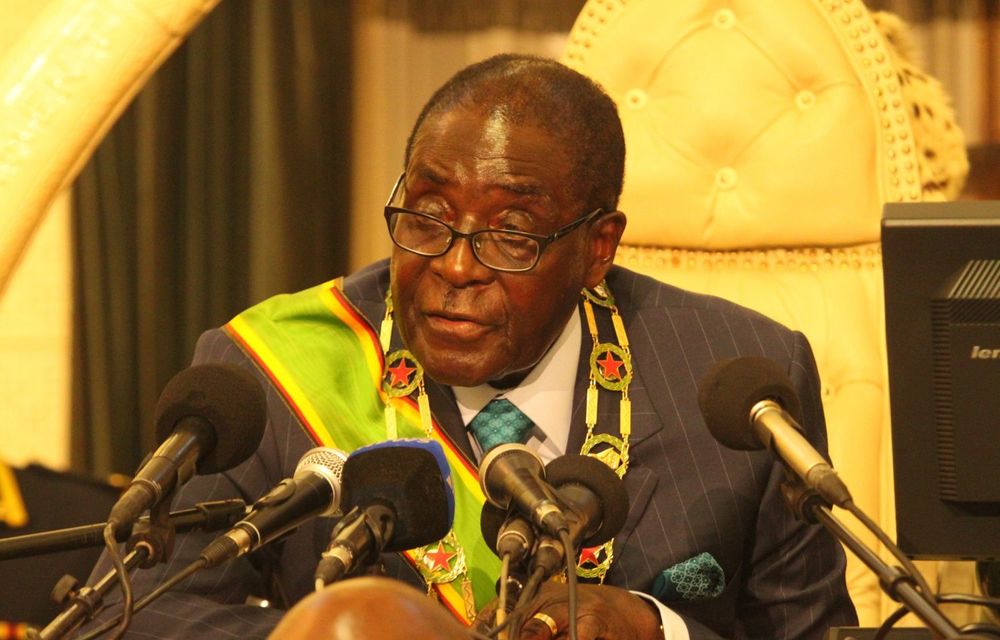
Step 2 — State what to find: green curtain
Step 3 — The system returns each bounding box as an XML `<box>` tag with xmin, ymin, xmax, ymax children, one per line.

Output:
<box><xmin>71</xmin><ymin>1</ymin><xmax>353</xmax><ymax>476</ymax></box>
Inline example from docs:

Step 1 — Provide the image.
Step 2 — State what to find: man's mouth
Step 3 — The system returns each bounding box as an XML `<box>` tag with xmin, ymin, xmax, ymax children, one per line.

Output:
<box><xmin>422</xmin><ymin>310</ymin><xmax>495</xmax><ymax>341</ymax></box>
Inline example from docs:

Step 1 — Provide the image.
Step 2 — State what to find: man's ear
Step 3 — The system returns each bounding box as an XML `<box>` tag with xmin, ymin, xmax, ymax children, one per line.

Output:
<box><xmin>584</xmin><ymin>210</ymin><xmax>627</xmax><ymax>289</ymax></box>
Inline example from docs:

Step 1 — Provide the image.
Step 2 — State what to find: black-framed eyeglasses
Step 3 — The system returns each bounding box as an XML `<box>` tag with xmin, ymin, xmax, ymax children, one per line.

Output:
<box><xmin>383</xmin><ymin>172</ymin><xmax>604</xmax><ymax>273</ymax></box>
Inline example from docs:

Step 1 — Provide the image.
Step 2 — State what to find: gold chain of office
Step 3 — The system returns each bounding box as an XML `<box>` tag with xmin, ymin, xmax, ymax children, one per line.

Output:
<box><xmin>376</xmin><ymin>280</ymin><xmax>633</xmax><ymax>616</ymax></box>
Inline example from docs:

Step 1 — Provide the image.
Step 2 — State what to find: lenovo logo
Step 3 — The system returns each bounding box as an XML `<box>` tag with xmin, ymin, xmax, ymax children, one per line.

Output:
<box><xmin>971</xmin><ymin>346</ymin><xmax>1000</xmax><ymax>359</ymax></box>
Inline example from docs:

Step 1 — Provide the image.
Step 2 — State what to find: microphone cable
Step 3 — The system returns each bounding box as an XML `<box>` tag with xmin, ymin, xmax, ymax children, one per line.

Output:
<box><xmin>505</xmin><ymin>565</ymin><xmax>546</xmax><ymax>640</ymax></box>
<box><xmin>789</xmin><ymin>475</ymin><xmax>957</xmax><ymax>637</ymax></box>
<box><xmin>77</xmin><ymin>557</ymin><xmax>207</xmax><ymax>640</ymax></box>
<box><xmin>485</xmin><ymin>562</ymin><xmax>562</xmax><ymax>640</ymax></box>
<box><xmin>808</xmin><ymin>497</ymin><xmax>988</xmax><ymax>640</ymax></box>
<box><xmin>86</xmin><ymin>554</ymin><xmax>503</xmax><ymax>640</ymax></box>
<box><xmin>102</xmin><ymin>523</ymin><xmax>133</xmax><ymax>640</ymax></box>
<box><xmin>496</xmin><ymin>553</ymin><xmax>510</xmax><ymax>633</ymax></box>
<box><xmin>841</xmin><ymin>499</ymin><xmax>934</xmax><ymax>600</ymax></box>
<box><xmin>874</xmin><ymin>593</ymin><xmax>1000</xmax><ymax>640</ymax></box>
<box><xmin>560</xmin><ymin>528</ymin><xmax>579</xmax><ymax>640</ymax></box>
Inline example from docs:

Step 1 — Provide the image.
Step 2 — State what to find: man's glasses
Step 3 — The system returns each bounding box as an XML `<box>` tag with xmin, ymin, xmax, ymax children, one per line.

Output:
<box><xmin>383</xmin><ymin>173</ymin><xmax>603</xmax><ymax>273</ymax></box>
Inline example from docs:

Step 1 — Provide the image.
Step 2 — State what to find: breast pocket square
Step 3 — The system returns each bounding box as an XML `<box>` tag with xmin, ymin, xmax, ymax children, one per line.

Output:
<box><xmin>651</xmin><ymin>551</ymin><xmax>725</xmax><ymax>602</ymax></box>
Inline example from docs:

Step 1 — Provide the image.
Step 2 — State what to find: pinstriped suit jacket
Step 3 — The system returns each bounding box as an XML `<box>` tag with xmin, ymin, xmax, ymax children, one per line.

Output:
<box><xmin>80</xmin><ymin>261</ymin><xmax>856</xmax><ymax>639</ymax></box>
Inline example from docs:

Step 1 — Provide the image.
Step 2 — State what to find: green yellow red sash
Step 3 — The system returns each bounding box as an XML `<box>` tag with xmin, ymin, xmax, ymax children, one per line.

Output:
<box><xmin>224</xmin><ymin>279</ymin><xmax>499</xmax><ymax>623</ymax></box>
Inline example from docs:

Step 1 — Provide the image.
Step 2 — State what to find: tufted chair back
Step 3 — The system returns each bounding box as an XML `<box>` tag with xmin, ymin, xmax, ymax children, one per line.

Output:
<box><xmin>562</xmin><ymin>0</ymin><xmax>968</xmax><ymax>625</ymax></box>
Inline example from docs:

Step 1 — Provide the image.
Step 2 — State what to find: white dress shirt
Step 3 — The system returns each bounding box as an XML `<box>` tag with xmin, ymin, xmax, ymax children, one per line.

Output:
<box><xmin>451</xmin><ymin>311</ymin><xmax>689</xmax><ymax>640</ymax></box>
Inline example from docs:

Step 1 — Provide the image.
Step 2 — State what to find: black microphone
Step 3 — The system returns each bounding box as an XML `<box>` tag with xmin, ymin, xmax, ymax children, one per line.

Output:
<box><xmin>481</xmin><ymin>503</ymin><xmax>535</xmax><ymax>565</ymax></box>
<box><xmin>529</xmin><ymin>454</ymin><xmax>629</xmax><ymax>579</ymax></box>
<box><xmin>200</xmin><ymin>446</ymin><xmax>347</xmax><ymax>568</ymax></box>
<box><xmin>480</xmin><ymin>503</ymin><xmax>535</xmax><ymax>610</ymax></box>
<box><xmin>314</xmin><ymin>439</ymin><xmax>454</xmax><ymax>587</ymax></box>
<box><xmin>107</xmin><ymin>364</ymin><xmax>267</xmax><ymax>530</ymax></box>
<box><xmin>697</xmin><ymin>356</ymin><xmax>852</xmax><ymax>507</ymax></box>
<box><xmin>479</xmin><ymin>444</ymin><xmax>568</xmax><ymax>537</ymax></box>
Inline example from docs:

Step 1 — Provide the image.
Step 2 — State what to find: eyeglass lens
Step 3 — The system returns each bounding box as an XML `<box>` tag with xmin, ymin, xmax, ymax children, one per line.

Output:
<box><xmin>388</xmin><ymin>211</ymin><xmax>540</xmax><ymax>270</ymax></box>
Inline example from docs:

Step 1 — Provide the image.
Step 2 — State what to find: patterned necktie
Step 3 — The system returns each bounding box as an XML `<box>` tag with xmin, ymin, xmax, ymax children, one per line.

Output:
<box><xmin>468</xmin><ymin>398</ymin><xmax>535</xmax><ymax>453</ymax></box>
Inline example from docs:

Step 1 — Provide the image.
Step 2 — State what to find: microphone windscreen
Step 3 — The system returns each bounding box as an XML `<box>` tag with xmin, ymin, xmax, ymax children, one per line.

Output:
<box><xmin>154</xmin><ymin>363</ymin><xmax>268</xmax><ymax>474</ymax></box>
<box><xmin>697</xmin><ymin>357</ymin><xmax>802</xmax><ymax>451</ymax></box>
<box><xmin>341</xmin><ymin>440</ymin><xmax>453</xmax><ymax>551</ymax></box>
<box><xmin>374</xmin><ymin>438</ymin><xmax>455</xmax><ymax>523</ymax></box>
<box><xmin>545</xmin><ymin>454</ymin><xmax>629</xmax><ymax>547</ymax></box>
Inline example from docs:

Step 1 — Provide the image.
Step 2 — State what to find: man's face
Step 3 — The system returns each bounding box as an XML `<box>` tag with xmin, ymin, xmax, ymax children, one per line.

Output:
<box><xmin>390</xmin><ymin>107</ymin><xmax>618</xmax><ymax>387</ymax></box>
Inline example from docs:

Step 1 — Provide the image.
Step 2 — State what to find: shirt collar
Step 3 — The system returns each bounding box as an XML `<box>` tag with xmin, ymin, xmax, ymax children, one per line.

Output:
<box><xmin>452</xmin><ymin>310</ymin><xmax>581</xmax><ymax>460</ymax></box>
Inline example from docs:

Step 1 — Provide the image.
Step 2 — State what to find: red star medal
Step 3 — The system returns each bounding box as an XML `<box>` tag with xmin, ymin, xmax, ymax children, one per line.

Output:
<box><xmin>590</xmin><ymin>343</ymin><xmax>631</xmax><ymax>391</ymax></box>
<box><xmin>383</xmin><ymin>350</ymin><xmax>423</xmax><ymax>397</ymax></box>
<box><xmin>597</xmin><ymin>350</ymin><xmax>624</xmax><ymax>380</ymax></box>
<box><xmin>424</xmin><ymin>541</ymin><xmax>456</xmax><ymax>572</ymax></box>
<box><xmin>578</xmin><ymin>546</ymin><xmax>602</xmax><ymax>567</ymax></box>
<box><xmin>388</xmin><ymin>358</ymin><xmax>416</xmax><ymax>387</ymax></box>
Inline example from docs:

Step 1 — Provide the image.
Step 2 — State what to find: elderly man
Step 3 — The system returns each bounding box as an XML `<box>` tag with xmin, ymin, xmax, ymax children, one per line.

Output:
<box><xmin>83</xmin><ymin>54</ymin><xmax>856</xmax><ymax>639</ymax></box>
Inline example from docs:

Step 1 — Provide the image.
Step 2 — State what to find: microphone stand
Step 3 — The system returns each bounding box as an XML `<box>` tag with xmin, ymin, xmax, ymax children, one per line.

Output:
<box><xmin>0</xmin><ymin>500</ymin><xmax>246</xmax><ymax>560</ymax></box>
<box><xmin>32</xmin><ymin>545</ymin><xmax>150</xmax><ymax>640</ymax></box>
<box><xmin>28</xmin><ymin>498</ymin><xmax>246</xmax><ymax>640</ymax></box>
<box><xmin>780</xmin><ymin>480</ymin><xmax>988</xmax><ymax>640</ymax></box>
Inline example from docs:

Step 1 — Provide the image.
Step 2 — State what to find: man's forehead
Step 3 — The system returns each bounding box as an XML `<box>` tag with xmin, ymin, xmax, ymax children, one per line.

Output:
<box><xmin>412</xmin><ymin>106</ymin><xmax>565</xmax><ymax>155</ymax></box>
<box><xmin>407</xmin><ymin>163</ymin><xmax>554</xmax><ymax>199</ymax></box>
<box><xmin>407</xmin><ymin>108</ymin><xmax>573</xmax><ymax>193</ymax></box>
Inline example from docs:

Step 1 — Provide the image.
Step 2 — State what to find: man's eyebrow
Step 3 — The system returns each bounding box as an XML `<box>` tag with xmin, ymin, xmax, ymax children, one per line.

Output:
<box><xmin>495</xmin><ymin>181</ymin><xmax>547</xmax><ymax>198</ymax></box>
<box><xmin>412</xmin><ymin>166</ymin><xmax>448</xmax><ymax>185</ymax></box>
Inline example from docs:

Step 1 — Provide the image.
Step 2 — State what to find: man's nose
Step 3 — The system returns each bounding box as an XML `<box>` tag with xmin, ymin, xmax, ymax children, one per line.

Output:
<box><xmin>430</xmin><ymin>236</ymin><xmax>493</xmax><ymax>286</ymax></box>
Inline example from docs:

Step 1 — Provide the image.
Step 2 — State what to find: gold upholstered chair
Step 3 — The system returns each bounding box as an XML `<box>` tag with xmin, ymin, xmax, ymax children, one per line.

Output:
<box><xmin>562</xmin><ymin>0</ymin><xmax>969</xmax><ymax>626</ymax></box>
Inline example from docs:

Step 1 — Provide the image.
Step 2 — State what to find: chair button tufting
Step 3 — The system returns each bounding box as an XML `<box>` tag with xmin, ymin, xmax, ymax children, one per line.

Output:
<box><xmin>625</xmin><ymin>88</ymin><xmax>648</xmax><ymax>109</ymax></box>
<box><xmin>796</xmin><ymin>90</ymin><xmax>817</xmax><ymax>110</ymax></box>
<box><xmin>713</xmin><ymin>9</ymin><xmax>736</xmax><ymax>30</ymax></box>
<box><xmin>715</xmin><ymin>167</ymin><xmax>738</xmax><ymax>189</ymax></box>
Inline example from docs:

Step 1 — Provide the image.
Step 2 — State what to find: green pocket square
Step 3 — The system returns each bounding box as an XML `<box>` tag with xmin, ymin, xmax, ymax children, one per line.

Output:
<box><xmin>651</xmin><ymin>552</ymin><xmax>725</xmax><ymax>601</ymax></box>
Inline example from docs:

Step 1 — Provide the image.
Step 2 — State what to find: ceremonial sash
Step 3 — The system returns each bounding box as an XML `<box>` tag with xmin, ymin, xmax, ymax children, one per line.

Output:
<box><xmin>224</xmin><ymin>279</ymin><xmax>499</xmax><ymax>623</ymax></box>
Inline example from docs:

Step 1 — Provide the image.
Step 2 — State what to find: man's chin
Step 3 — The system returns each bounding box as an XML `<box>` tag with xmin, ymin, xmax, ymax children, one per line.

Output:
<box><xmin>422</xmin><ymin>359</ymin><xmax>534</xmax><ymax>389</ymax></box>
<box><xmin>421</xmin><ymin>361</ymin><xmax>492</xmax><ymax>388</ymax></box>
<box><xmin>418</xmin><ymin>350</ymin><xmax>509</xmax><ymax>388</ymax></box>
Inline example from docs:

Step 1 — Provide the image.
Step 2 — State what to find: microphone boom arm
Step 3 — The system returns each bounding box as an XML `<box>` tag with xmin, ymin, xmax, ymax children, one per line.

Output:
<box><xmin>0</xmin><ymin>500</ymin><xmax>247</xmax><ymax>561</ymax></box>
<box><xmin>783</xmin><ymin>480</ymin><xmax>972</xmax><ymax>639</ymax></box>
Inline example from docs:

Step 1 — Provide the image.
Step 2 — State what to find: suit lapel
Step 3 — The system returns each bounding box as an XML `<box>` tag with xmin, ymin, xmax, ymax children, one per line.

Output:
<box><xmin>567</xmin><ymin>317</ymin><xmax>595</xmax><ymax>455</ymax></box>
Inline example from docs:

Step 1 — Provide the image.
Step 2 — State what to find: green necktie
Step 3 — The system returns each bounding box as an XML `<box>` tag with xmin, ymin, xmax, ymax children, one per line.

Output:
<box><xmin>469</xmin><ymin>398</ymin><xmax>535</xmax><ymax>453</ymax></box>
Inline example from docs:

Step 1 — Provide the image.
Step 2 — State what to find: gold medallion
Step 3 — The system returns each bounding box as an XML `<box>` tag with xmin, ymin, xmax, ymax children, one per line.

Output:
<box><xmin>582</xmin><ymin>280</ymin><xmax>616</xmax><ymax>308</ymax></box>
<box><xmin>581</xmin><ymin>433</ymin><xmax>628</xmax><ymax>478</ymax></box>
<box><xmin>412</xmin><ymin>530</ymin><xmax>467</xmax><ymax>585</ymax></box>
<box><xmin>383</xmin><ymin>349</ymin><xmax>422</xmax><ymax>397</ymax></box>
<box><xmin>589</xmin><ymin>342</ymin><xmax>633</xmax><ymax>391</ymax></box>
<box><xmin>577</xmin><ymin>540</ymin><xmax>615</xmax><ymax>582</ymax></box>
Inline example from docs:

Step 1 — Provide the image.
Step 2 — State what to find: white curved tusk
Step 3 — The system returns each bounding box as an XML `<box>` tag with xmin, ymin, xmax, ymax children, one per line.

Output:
<box><xmin>0</xmin><ymin>0</ymin><xmax>220</xmax><ymax>300</ymax></box>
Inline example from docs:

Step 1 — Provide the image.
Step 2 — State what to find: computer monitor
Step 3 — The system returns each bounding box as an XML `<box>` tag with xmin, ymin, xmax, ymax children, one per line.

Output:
<box><xmin>883</xmin><ymin>200</ymin><xmax>1000</xmax><ymax>560</ymax></box>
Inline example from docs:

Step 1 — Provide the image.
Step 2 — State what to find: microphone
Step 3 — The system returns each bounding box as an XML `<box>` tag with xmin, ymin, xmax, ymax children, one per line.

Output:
<box><xmin>200</xmin><ymin>446</ymin><xmax>347</xmax><ymax>568</ymax></box>
<box><xmin>481</xmin><ymin>503</ymin><xmax>535</xmax><ymax>613</ymax></box>
<box><xmin>314</xmin><ymin>439</ymin><xmax>454</xmax><ymax>587</ymax></box>
<box><xmin>481</xmin><ymin>503</ymin><xmax>535</xmax><ymax>564</ymax></box>
<box><xmin>479</xmin><ymin>444</ymin><xmax>568</xmax><ymax>536</ymax></box>
<box><xmin>529</xmin><ymin>454</ymin><xmax>629</xmax><ymax>579</ymax></box>
<box><xmin>107</xmin><ymin>364</ymin><xmax>268</xmax><ymax>530</ymax></box>
<box><xmin>697</xmin><ymin>356</ymin><xmax>852</xmax><ymax>507</ymax></box>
